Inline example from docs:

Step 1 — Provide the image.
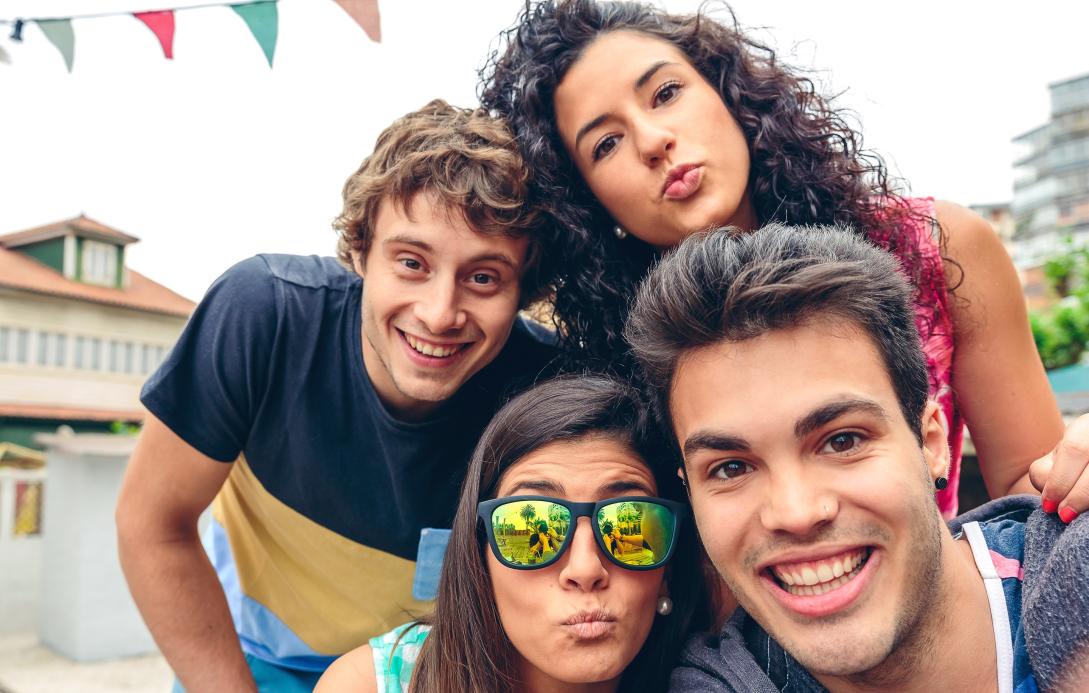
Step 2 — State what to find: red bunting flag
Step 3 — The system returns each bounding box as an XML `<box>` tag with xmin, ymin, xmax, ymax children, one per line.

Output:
<box><xmin>133</xmin><ymin>10</ymin><xmax>176</xmax><ymax>60</ymax></box>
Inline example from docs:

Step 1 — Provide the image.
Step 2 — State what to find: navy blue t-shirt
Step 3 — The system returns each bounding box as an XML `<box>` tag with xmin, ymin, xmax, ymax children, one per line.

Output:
<box><xmin>141</xmin><ymin>254</ymin><xmax>557</xmax><ymax>667</ymax></box>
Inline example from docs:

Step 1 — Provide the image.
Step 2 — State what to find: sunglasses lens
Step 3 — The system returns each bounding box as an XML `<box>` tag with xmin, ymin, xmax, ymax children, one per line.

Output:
<box><xmin>597</xmin><ymin>500</ymin><xmax>676</xmax><ymax>568</ymax></box>
<box><xmin>489</xmin><ymin>500</ymin><xmax>572</xmax><ymax>567</ymax></box>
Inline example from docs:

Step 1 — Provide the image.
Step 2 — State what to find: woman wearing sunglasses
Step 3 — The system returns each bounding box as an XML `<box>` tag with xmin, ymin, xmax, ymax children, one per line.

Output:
<box><xmin>316</xmin><ymin>375</ymin><xmax>708</xmax><ymax>692</ymax></box>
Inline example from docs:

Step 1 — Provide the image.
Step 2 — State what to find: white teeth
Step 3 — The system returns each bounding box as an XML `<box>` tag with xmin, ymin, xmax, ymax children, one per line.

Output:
<box><xmin>405</xmin><ymin>334</ymin><xmax>460</xmax><ymax>358</ymax></box>
<box><xmin>773</xmin><ymin>549</ymin><xmax>870</xmax><ymax>597</ymax></box>
<box><xmin>832</xmin><ymin>559</ymin><xmax>844</xmax><ymax>578</ymax></box>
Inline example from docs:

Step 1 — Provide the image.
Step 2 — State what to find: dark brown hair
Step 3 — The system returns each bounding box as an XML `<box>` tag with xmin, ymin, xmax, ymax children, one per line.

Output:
<box><xmin>409</xmin><ymin>374</ymin><xmax>708</xmax><ymax>692</ymax></box>
<box><xmin>479</xmin><ymin>0</ymin><xmax>944</xmax><ymax>372</ymax></box>
<box><xmin>625</xmin><ymin>224</ymin><xmax>930</xmax><ymax>442</ymax></box>
<box><xmin>333</xmin><ymin>99</ymin><xmax>556</xmax><ymax>305</ymax></box>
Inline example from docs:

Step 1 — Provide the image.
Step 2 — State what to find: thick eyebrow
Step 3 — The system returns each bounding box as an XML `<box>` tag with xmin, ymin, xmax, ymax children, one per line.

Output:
<box><xmin>383</xmin><ymin>235</ymin><xmax>518</xmax><ymax>270</ymax></box>
<box><xmin>794</xmin><ymin>398</ymin><xmax>891</xmax><ymax>439</ymax></box>
<box><xmin>598</xmin><ymin>479</ymin><xmax>654</xmax><ymax>497</ymax></box>
<box><xmin>572</xmin><ymin>60</ymin><xmax>678</xmax><ymax>152</ymax></box>
<box><xmin>683</xmin><ymin>432</ymin><xmax>751</xmax><ymax>458</ymax></box>
<box><xmin>506</xmin><ymin>479</ymin><xmax>565</xmax><ymax>496</ymax></box>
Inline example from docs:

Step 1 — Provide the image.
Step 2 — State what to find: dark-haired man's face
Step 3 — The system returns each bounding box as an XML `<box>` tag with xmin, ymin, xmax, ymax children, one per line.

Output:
<box><xmin>670</xmin><ymin>322</ymin><xmax>950</xmax><ymax>678</ymax></box>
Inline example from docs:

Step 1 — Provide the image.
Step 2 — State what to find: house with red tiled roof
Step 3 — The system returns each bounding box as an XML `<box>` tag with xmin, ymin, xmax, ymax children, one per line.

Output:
<box><xmin>0</xmin><ymin>216</ymin><xmax>195</xmax><ymax>448</ymax></box>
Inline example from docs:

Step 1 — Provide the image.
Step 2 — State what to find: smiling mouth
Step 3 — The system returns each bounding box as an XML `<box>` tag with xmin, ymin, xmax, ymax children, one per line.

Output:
<box><xmin>400</xmin><ymin>331</ymin><xmax>471</xmax><ymax>359</ymax></box>
<box><xmin>768</xmin><ymin>547</ymin><xmax>872</xmax><ymax>597</ymax></box>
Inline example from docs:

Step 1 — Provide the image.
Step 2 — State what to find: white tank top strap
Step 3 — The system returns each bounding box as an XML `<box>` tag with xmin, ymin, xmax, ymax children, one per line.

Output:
<box><xmin>962</xmin><ymin>521</ymin><xmax>1014</xmax><ymax>693</ymax></box>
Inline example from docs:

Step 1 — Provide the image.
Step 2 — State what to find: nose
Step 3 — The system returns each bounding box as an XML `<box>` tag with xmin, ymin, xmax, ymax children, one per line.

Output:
<box><xmin>632</xmin><ymin>114</ymin><xmax>675</xmax><ymax>168</ymax></box>
<box><xmin>558</xmin><ymin>517</ymin><xmax>610</xmax><ymax>592</ymax></box>
<box><xmin>413</xmin><ymin>279</ymin><xmax>466</xmax><ymax>334</ymax></box>
<box><xmin>758</xmin><ymin>465</ymin><xmax>839</xmax><ymax>537</ymax></box>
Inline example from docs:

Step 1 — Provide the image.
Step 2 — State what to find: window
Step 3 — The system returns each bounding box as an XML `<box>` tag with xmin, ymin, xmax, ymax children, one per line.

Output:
<box><xmin>81</xmin><ymin>240</ymin><xmax>119</xmax><ymax>286</ymax></box>
<box><xmin>124</xmin><ymin>342</ymin><xmax>134</xmax><ymax>374</ymax></box>
<box><xmin>141</xmin><ymin>344</ymin><xmax>152</xmax><ymax>375</ymax></box>
<box><xmin>90</xmin><ymin>338</ymin><xmax>101</xmax><ymax>371</ymax></box>
<box><xmin>0</xmin><ymin>326</ymin><xmax>8</xmax><ymax>361</ymax></box>
<box><xmin>55</xmin><ymin>334</ymin><xmax>67</xmax><ymax>367</ymax></box>
<box><xmin>15</xmin><ymin>329</ymin><xmax>29</xmax><ymax>363</ymax></box>
<box><xmin>75</xmin><ymin>336</ymin><xmax>86</xmax><ymax>369</ymax></box>
<box><xmin>109</xmin><ymin>340</ymin><xmax>120</xmax><ymax>372</ymax></box>
<box><xmin>37</xmin><ymin>331</ymin><xmax>50</xmax><ymax>365</ymax></box>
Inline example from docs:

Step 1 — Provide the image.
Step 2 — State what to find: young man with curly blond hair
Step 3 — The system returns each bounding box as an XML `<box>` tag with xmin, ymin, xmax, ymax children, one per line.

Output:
<box><xmin>116</xmin><ymin>101</ymin><xmax>557</xmax><ymax>692</ymax></box>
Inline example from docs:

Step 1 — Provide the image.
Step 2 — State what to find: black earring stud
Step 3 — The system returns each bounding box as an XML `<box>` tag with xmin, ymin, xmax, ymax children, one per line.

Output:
<box><xmin>934</xmin><ymin>476</ymin><xmax>948</xmax><ymax>491</ymax></box>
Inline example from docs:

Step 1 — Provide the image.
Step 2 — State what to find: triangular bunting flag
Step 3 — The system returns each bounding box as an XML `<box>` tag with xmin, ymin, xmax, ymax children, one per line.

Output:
<box><xmin>134</xmin><ymin>10</ymin><xmax>176</xmax><ymax>60</ymax></box>
<box><xmin>333</xmin><ymin>0</ymin><xmax>381</xmax><ymax>43</ymax></box>
<box><xmin>36</xmin><ymin>19</ymin><xmax>75</xmax><ymax>72</ymax></box>
<box><xmin>231</xmin><ymin>1</ymin><xmax>278</xmax><ymax>67</ymax></box>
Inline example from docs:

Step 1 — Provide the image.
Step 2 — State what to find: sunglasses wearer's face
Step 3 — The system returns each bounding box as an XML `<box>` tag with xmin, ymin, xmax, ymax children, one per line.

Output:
<box><xmin>478</xmin><ymin>495</ymin><xmax>685</xmax><ymax>571</ymax></box>
<box><xmin>481</xmin><ymin>436</ymin><xmax>671</xmax><ymax>689</ymax></box>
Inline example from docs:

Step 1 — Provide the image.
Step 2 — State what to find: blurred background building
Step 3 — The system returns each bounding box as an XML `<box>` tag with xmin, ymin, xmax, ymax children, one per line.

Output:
<box><xmin>1011</xmin><ymin>73</ymin><xmax>1089</xmax><ymax>269</ymax></box>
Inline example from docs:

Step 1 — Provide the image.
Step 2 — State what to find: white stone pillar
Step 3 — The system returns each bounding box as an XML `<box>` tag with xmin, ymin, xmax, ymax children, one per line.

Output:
<box><xmin>34</xmin><ymin>433</ymin><xmax>156</xmax><ymax>661</ymax></box>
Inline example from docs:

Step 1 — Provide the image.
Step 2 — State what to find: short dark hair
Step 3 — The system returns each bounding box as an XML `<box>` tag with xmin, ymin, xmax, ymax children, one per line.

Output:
<box><xmin>411</xmin><ymin>374</ymin><xmax>708</xmax><ymax>692</ymax></box>
<box><xmin>625</xmin><ymin>224</ymin><xmax>930</xmax><ymax>442</ymax></box>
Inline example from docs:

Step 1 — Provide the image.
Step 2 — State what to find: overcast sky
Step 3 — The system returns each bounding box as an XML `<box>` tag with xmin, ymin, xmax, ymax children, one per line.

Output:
<box><xmin>2</xmin><ymin>0</ymin><xmax>1087</xmax><ymax>301</ymax></box>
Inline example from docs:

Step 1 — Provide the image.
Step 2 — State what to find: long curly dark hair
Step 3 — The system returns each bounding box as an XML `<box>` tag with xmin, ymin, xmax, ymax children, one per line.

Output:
<box><xmin>479</xmin><ymin>0</ymin><xmax>947</xmax><ymax>375</ymax></box>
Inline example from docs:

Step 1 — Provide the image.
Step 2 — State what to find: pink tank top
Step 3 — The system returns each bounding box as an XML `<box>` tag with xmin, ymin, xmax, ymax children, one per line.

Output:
<box><xmin>886</xmin><ymin>197</ymin><xmax>963</xmax><ymax>516</ymax></box>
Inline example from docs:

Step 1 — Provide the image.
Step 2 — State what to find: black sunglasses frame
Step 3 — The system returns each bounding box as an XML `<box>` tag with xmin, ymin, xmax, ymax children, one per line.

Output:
<box><xmin>477</xmin><ymin>495</ymin><xmax>688</xmax><ymax>572</ymax></box>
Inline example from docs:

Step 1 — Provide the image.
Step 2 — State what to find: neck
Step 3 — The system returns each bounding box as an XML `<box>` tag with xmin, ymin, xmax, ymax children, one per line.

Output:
<box><xmin>818</xmin><ymin>534</ymin><xmax>998</xmax><ymax>693</ymax></box>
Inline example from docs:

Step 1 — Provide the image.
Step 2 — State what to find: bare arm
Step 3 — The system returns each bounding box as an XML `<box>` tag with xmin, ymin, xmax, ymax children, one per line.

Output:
<box><xmin>315</xmin><ymin>644</ymin><xmax>378</xmax><ymax>693</ymax></box>
<box><xmin>116</xmin><ymin>413</ymin><xmax>256</xmax><ymax>693</ymax></box>
<box><xmin>939</xmin><ymin>200</ymin><xmax>1065</xmax><ymax>497</ymax></box>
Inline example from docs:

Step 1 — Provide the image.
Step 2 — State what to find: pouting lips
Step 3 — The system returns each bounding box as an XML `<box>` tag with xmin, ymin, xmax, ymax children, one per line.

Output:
<box><xmin>769</xmin><ymin>548</ymin><xmax>872</xmax><ymax>597</ymax></box>
<box><xmin>403</xmin><ymin>332</ymin><xmax>470</xmax><ymax>359</ymax></box>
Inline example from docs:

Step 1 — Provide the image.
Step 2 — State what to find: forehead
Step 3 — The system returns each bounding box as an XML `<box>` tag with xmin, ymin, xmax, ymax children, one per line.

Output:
<box><xmin>371</xmin><ymin>192</ymin><xmax>530</xmax><ymax>263</ymax></box>
<box><xmin>670</xmin><ymin>323</ymin><xmax>902</xmax><ymax>440</ymax></box>
<box><xmin>566</xmin><ymin>30</ymin><xmax>692</xmax><ymax>83</ymax></box>
<box><xmin>497</xmin><ymin>436</ymin><xmax>657</xmax><ymax>498</ymax></box>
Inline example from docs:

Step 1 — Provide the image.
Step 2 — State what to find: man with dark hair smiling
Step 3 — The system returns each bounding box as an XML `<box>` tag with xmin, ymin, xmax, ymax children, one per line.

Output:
<box><xmin>625</xmin><ymin>224</ymin><xmax>1089</xmax><ymax>692</ymax></box>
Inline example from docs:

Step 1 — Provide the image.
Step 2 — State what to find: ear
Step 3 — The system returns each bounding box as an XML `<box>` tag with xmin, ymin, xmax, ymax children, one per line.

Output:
<box><xmin>920</xmin><ymin>400</ymin><xmax>950</xmax><ymax>483</ymax></box>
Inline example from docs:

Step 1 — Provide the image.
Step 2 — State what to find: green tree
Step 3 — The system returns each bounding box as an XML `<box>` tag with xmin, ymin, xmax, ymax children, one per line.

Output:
<box><xmin>519</xmin><ymin>503</ymin><xmax>537</xmax><ymax>531</ymax></box>
<box><xmin>1029</xmin><ymin>235</ymin><xmax>1089</xmax><ymax>370</ymax></box>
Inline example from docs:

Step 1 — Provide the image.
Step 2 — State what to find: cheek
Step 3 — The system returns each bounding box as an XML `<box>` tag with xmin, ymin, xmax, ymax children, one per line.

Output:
<box><xmin>487</xmin><ymin>553</ymin><xmax>545</xmax><ymax>649</ymax></box>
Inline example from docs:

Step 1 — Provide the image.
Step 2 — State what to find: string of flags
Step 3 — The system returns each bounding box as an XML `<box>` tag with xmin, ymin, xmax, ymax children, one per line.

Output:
<box><xmin>0</xmin><ymin>0</ymin><xmax>380</xmax><ymax>71</ymax></box>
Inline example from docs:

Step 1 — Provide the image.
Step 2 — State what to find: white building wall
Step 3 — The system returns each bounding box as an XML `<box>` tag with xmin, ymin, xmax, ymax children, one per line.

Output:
<box><xmin>0</xmin><ymin>289</ymin><xmax>189</xmax><ymax>412</ymax></box>
<box><xmin>0</xmin><ymin>468</ymin><xmax>45</xmax><ymax>635</ymax></box>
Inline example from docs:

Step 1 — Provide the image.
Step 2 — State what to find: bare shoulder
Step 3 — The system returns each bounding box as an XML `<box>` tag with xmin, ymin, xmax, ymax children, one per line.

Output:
<box><xmin>315</xmin><ymin>644</ymin><xmax>377</xmax><ymax>693</ymax></box>
<box><xmin>932</xmin><ymin>199</ymin><xmax>1019</xmax><ymax>339</ymax></box>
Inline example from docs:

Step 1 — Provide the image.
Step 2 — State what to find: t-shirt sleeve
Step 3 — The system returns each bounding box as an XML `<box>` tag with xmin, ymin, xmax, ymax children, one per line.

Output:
<box><xmin>141</xmin><ymin>255</ymin><xmax>279</xmax><ymax>462</ymax></box>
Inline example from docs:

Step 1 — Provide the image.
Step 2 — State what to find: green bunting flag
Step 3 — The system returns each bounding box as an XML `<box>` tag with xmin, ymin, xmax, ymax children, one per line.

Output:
<box><xmin>37</xmin><ymin>18</ymin><xmax>75</xmax><ymax>72</ymax></box>
<box><xmin>231</xmin><ymin>1</ymin><xmax>278</xmax><ymax>68</ymax></box>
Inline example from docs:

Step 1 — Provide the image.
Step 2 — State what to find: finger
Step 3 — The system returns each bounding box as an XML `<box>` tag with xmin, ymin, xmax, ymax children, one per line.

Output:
<box><xmin>1028</xmin><ymin>454</ymin><xmax>1053</xmax><ymax>495</ymax></box>
<box><xmin>1058</xmin><ymin>467</ymin><xmax>1089</xmax><ymax>523</ymax></box>
<box><xmin>1042</xmin><ymin>415</ymin><xmax>1089</xmax><ymax>512</ymax></box>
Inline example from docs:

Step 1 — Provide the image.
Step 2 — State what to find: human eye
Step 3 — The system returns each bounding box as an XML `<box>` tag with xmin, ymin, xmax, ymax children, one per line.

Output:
<box><xmin>652</xmin><ymin>80</ymin><xmax>682</xmax><ymax>107</ymax></box>
<box><xmin>395</xmin><ymin>255</ymin><xmax>426</xmax><ymax>275</ymax></box>
<box><xmin>819</xmin><ymin>432</ymin><xmax>866</xmax><ymax>456</ymax></box>
<box><xmin>709</xmin><ymin>459</ymin><xmax>754</xmax><ymax>481</ymax></box>
<box><xmin>591</xmin><ymin>134</ymin><xmax>620</xmax><ymax>162</ymax></box>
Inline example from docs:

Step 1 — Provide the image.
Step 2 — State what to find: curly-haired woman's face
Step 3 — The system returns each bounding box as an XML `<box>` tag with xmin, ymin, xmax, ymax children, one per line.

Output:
<box><xmin>555</xmin><ymin>30</ymin><xmax>756</xmax><ymax>248</ymax></box>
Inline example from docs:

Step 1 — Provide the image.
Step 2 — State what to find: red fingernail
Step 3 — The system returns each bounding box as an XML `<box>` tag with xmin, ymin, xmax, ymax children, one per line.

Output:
<box><xmin>1060</xmin><ymin>507</ymin><xmax>1080</xmax><ymax>524</ymax></box>
<box><xmin>1042</xmin><ymin>498</ymin><xmax>1059</xmax><ymax>514</ymax></box>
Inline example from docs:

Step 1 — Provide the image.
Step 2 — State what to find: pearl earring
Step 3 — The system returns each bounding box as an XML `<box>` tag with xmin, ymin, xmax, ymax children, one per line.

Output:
<box><xmin>613</xmin><ymin>225</ymin><xmax>628</xmax><ymax>240</ymax></box>
<box><xmin>656</xmin><ymin>596</ymin><xmax>673</xmax><ymax>616</ymax></box>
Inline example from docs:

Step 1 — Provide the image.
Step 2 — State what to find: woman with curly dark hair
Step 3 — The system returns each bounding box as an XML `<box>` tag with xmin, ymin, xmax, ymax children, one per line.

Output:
<box><xmin>478</xmin><ymin>0</ymin><xmax>1086</xmax><ymax>519</ymax></box>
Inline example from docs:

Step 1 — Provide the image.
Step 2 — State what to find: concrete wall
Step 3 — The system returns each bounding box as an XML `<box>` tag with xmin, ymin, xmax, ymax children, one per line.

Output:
<box><xmin>0</xmin><ymin>467</ymin><xmax>45</xmax><ymax>635</ymax></box>
<box><xmin>35</xmin><ymin>433</ymin><xmax>157</xmax><ymax>661</ymax></box>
